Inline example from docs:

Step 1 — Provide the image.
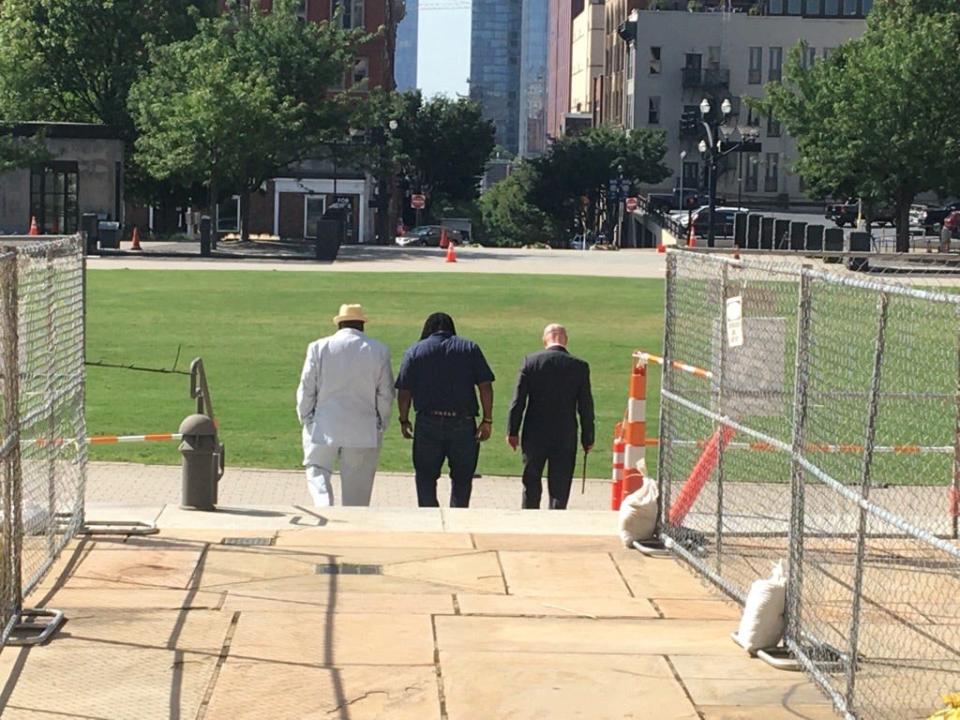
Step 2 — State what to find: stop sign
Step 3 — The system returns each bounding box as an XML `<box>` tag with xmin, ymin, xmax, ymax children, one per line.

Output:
<box><xmin>411</xmin><ymin>194</ymin><xmax>426</xmax><ymax>210</ymax></box>
<box><xmin>625</xmin><ymin>196</ymin><xmax>638</xmax><ymax>212</ymax></box>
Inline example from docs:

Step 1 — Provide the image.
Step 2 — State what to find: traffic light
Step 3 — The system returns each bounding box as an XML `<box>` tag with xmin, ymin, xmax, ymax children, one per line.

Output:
<box><xmin>680</xmin><ymin>109</ymin><xmax>699</xmax><ymax>134</ymax></box>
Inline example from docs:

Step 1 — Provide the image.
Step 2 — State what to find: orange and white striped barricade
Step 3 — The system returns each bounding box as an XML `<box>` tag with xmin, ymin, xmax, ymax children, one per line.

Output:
<box><xmin>621</xmin><ymin>355</ymin><xmax>648</xmax><ymax>502</ymax></box>
<box><xmin>611</xmin><ymin>433</ymin><xmax>626</xmax><ymax>511</ymax></box>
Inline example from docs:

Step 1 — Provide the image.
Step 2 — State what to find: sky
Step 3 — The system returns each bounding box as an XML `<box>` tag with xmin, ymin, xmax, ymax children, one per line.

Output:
<box><xmin>416</xmin><ymin>6</ymin><xmax>471</xmax><ymax>98</ymax></box>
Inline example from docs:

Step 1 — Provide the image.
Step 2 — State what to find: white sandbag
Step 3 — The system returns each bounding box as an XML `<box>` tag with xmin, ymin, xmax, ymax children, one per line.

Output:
<box><xmin>735</xmin><ymin>561</ymin><xmax>787</xmax><ymax>653</ymax></box>
<box><xmin>618</xmin><ymin>476</ymin><xmax>659</xmax><ymax>548</ymax></box>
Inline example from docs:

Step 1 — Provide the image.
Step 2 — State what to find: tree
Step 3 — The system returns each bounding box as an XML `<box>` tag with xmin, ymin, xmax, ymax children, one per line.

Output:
<box><xmin>0</xmin><ymin>133</ymin><xmax>49</xmax><ymax>174</ymax></box>
<box><xmin>130</xmin><ymin>0</ymin><xmax>363</xmax><ymax>239</ymax></box>
<box><xmin>479</xmin><ymin>164</ymin><xmax>555</xmax><ymax>247</ymax></box>
<box><xmin>758</xmin><ymin>0</ymin><xmax>960</xmax><ymax>252</ymax></box>
<box><xmin>383</xmin><ymin>92</ymin><xmax>495</xmax><ymax>220</ymax></box>
<box><xmin>526</xmin><ymin>126</ymin><xmax>670</xmax><ymax>246</ymax></box>
<box><xmin>0</xmin><ymin>0</ymin><xmax>217</xmax><ymax>201</ymax></box>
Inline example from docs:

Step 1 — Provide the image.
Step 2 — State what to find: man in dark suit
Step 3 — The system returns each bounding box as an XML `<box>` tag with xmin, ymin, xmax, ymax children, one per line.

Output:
<box><xmin>507</xmin><ymin>324</ymin><xmax>595</xmax><ymax>509</ymax></box>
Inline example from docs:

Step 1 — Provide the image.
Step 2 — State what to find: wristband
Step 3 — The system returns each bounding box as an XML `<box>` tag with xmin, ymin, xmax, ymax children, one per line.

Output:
<box><xmin>480</xmin><ymin>419</ymin><xmax>493</xmax><ymax>425</ymax></box>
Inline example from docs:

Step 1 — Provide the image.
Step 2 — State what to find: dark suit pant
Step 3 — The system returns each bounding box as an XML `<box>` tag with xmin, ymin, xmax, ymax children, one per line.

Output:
<box><xmin>521</xmin><ymin>441</ymin><xmax>577</xmax><ymax>510</ymax></box>
<box><xmin>413</xmin><ymin>415</ymin><xmax>478</xmax><ymax>508</ymax></box>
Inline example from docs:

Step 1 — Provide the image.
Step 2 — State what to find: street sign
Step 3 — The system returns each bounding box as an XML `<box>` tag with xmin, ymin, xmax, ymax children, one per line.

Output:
<box><xmin>410</xmin><ymin>194</ymin><xmax>426</xmax><ymax>210</ymax></box>
<box><xmin>625</xmin><ymin>196</ymin><xmax>638</xmax><ymax>213</ymax></box>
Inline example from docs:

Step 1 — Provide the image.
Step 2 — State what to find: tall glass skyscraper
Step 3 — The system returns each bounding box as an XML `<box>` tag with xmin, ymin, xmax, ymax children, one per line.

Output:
<box><xmin>519</xmin><ymin>0</ymin><xmax>548</xmax><ymax>157</ymax></box>
<box><xmin>469</xmin><ymin>0</ymin><xmax>523</xmax><ymax>155</ymax></box>
<box><xmin>395</xmin><ymin>0</ymin><xmax>419</xmax><ymax>91</ymax></box>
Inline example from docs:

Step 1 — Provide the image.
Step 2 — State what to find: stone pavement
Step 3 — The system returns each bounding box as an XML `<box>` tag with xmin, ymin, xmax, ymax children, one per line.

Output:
<box><xmin>0</xmin><ymin>505</ymin><xmax>837</xmax><ymax>720</ymax></box>
<box><xmin>86</xmin><ymin>461</ymin><xmax>614</xmax><ymax>510</ymax></box>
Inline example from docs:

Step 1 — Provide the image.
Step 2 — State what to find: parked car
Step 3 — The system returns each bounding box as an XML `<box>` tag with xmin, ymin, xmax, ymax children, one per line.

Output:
<box><xmin>825</xmin><ymin>200</ymin><xmax>895</xmax><ymax>227</ymax></box>
<box><xmin>395</xmin><ymin>225</ymin><xmax>464</xmax><ymax>247</ymax></box>
<box><xmin>691</xmin><ymin>206</ymin><xmax>750</xmax><ymax>238</ymax></box>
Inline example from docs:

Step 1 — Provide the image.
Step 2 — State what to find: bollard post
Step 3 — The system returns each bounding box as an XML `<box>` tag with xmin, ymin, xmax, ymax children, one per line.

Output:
<box><xmin>179</xmin><ymin>414</ymin><xmax>221</xmax><ymax>510</ymax></box>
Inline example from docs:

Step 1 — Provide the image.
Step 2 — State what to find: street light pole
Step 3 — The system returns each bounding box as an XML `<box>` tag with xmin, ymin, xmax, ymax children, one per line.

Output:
<box><xmin>679</xmin><ymin>149</ymin><xmax>688</xmax><ymax>213</ymax></box>
<box><xmin>699</xmin><ymin>97</ymin><xmax>733</xmax><ymax>249</ymax></box>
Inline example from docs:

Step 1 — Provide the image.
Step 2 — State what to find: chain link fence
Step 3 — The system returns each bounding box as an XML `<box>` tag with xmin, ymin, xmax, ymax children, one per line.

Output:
<box><xmin>0</xmin><ymin>236</ymin><xmax>86</xmax><ymax>648</ymax></box>
<box><xmin>656</xmin><ymin>249</ymin><xmax>960</xmax><ymax>720</ymax></box>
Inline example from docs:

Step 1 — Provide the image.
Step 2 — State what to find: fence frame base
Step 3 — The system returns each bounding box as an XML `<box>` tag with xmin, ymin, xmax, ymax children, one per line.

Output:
<box><xmin>8</xmin><ymin>608</ymin><xmax>65</xmax><ymax>646</ymax></box>
<box><xmin>76</xmin><ymin>520</ymin><xmax>158</xmax><ymax>537</ymax></box>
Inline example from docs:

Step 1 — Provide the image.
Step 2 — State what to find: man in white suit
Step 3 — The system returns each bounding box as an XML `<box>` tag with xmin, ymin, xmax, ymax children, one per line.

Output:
<box><xmin>296</xmin><ymin>304</ymin><xmax>394</xmax><ymax>506</ymax></box>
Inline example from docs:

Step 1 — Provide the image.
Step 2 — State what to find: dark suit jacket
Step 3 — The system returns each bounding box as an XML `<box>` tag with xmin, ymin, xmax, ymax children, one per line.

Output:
<box><xmin>507</xmin><ymin>346</ymin><xmax>595</xmax><ymax>448</ymax></box>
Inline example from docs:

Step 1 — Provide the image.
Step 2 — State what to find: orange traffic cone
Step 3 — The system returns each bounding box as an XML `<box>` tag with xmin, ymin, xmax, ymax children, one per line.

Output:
<box><xmin>130</xmin><ymin>226</ymin><xmax>142</xmax><ymax>250</ymax></box>
<box><xmin>687</xmin><ymin>223</ymin><xmax>695</xmax><ymax>248</ymax></box>
<box><xmin>28</xmin><ymin>216</ymin><xmax>39</xmax><ymax>236</ymax></box>
<box><xmin>657</xmin><ymin>240</ymin><xmax>666</xmax><ymax>253</ymax></box>
<box><xmin>445</xmin><ymin>240</ymin><xmax>457</xmax><ymax>263</ymax></box>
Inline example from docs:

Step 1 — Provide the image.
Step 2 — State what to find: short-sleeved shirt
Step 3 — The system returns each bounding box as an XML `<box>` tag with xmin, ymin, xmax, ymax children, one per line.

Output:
<box><xmin>395</xmin><ymin>332</ymin><xmax>495</xmax><ymax>416</ymax></box>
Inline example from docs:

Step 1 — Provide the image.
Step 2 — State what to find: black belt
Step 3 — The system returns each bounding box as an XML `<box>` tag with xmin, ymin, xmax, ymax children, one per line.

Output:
<box><xmin>421</xmin><ymin>410</ymin><xmax>472</xmax><ymax>418</ymax></box>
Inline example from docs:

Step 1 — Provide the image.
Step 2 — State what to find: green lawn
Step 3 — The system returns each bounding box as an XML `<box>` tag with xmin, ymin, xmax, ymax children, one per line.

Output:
<box><xmin>86</xmin><ymin>270</ymin><xmax>665</xmax><ymax>475</ymax></box>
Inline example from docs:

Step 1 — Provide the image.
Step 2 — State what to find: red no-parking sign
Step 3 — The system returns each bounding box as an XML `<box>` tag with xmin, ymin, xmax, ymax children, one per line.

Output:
<box><xmin>411</xmin><ymin>194</ymin><xmax>426</xmax><ymax>210</ymax></box>
<box><xmin>625</xmin><ymin>196</ymin><xmax>638</xmax><ymax>212</ymax></box>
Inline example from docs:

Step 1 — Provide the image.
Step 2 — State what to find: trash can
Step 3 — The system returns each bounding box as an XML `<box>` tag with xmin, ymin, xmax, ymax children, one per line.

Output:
<box><xmin>82</xmin><ymin>213</ymin><xmax>99</xmax><ymax>254</ymax></box>
<box><xmin>846</xmin><ymin>231</ymin><xmax>871</xmax><ymax>272</ymax></box>
<box><xmin>179</xmin><ymin>414</ymin><xmax>223</xmax><ymax>510</ymax></box>
<box><xmin>805</xmin><ymin>225</ymin><xmax>824</xmax><ymax>252</ymax></box>
<box><xmin>824</xmin><ymin>227</ymin><xmax>844</xmax><ymax>263</ymax></box>
<box><xmin>789</xmin><ymin>222</ymin><xmax>807</xmax><ymax>251</ymax></box>
<box><xmin>98</xmin><ymin>221</ymin><xmax>121</xmax><ymax>249</ymax></box>
<box><xmin>760</xmin><ymin>217</ymin><xmax>774</xmax><ymax>250</ymax></box>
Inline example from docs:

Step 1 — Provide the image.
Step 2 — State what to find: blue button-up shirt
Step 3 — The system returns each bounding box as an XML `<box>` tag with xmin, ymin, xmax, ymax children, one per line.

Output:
<box><xmin>395</xmin><ymin>332</ymin><xmax>495</xmax><ymax>416</ymax></box>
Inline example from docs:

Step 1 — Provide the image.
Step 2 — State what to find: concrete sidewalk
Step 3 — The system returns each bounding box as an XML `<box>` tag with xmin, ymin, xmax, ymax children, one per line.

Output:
<box><xmin>0</xmin><ymin>505</ymin><xmax>836</xmax><ymax>720</ymax></box>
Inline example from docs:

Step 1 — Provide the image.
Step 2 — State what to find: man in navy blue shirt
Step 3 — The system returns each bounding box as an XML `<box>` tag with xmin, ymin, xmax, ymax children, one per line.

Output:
<box><xmin>396</xmin><ymin>312</ymin><xmax>495</xmax><ymax>507</ymax></box>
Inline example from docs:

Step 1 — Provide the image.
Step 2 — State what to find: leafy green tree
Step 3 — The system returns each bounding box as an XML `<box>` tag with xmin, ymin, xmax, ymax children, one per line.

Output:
<box><xmin>0</xmin><ymin>0</ymin><xmax>217</xmax><ymax>200</ymax></box>
<box><xmin>130</xmin><ymin>0</ymin><xmax>363</xmax><ymax>239</ymax></box>
<box><xmin>759</xmin><ymin>0</ymin><xmax>960</xmax><ymax>251</ymax></box>
<box><xmin>479</xmin><ymin>164</ymin><xmax>555</xmax><ymax>247</ymax></box>
<box><xmin>0</xmin><ymin>133</ymin><xmax>49</xmax><ymax>174</ymax></box>
<box><xmin>526</xmin><ymin>126</ymin><xmax>670</xmax><ymax>245</ymax></box>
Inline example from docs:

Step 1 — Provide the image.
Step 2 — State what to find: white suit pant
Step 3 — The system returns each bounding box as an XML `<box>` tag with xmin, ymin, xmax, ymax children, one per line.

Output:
<box><xmin>305</xmin><ymin>446</ymin><xmax>380</xmax><ymax>507</ymax></box>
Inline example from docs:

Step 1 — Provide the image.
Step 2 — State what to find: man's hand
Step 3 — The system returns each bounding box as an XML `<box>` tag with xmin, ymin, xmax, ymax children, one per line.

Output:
<box><xmin>476</xmin><ymin>421</ymin><xmax>492</xmax><ymax>442</ymax></box>
<box><xmin>400</xmin><ymin>420</ymin><xmax>414</xmax><ymax>440</ymax></box>
<box><xmin>506</xmin><ymin>435</ymin><xmax>519</xmax><ymax>451</ymax></box>
<box><xmin>582</xmin><ymin>443</ymin><xmax>594</xmax><ymax>454</ymax></box>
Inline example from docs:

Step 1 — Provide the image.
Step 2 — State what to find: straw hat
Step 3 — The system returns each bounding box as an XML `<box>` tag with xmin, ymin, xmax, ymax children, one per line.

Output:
<box><xmin>333</xmin><ymin>303</ymin><xmax>368</xmax><ymax>325</ymax></box>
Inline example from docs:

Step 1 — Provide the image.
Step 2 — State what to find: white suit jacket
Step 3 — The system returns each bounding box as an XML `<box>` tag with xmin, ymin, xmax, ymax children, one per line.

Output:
<box><xmin>296</xmin><ymin>328</ymin><xmax>395</xmax><ymax>450</ymax></box>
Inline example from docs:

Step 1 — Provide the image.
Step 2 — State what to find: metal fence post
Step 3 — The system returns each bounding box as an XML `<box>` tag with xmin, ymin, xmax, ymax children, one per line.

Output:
<box><xmin>45</xmin><ymin>248</ymin><xmax>57</xmax><ymax>558</ymax></box>
<box><xmin>787</xmin><ymin>269</ymin><xmax>814</xmax><ymax>644</ymax></box>
<box><xmin>715</xmin><ymin>261</ymin><xmax>729</xmax><ymax>570</ymax></box>
<box><xmin>845</xmin><ymin>291</ymin><xmax>889</xmax><ymax>711</ymax></box>
<box><xmin>954</xmin><ymin>304</ymin><xmax>960</xmax><ymax>541</ymax></box>
<box><xmin>656</xmin><ymin>252</ymin><xmax>677</xmax><ymax>532</ymax></box>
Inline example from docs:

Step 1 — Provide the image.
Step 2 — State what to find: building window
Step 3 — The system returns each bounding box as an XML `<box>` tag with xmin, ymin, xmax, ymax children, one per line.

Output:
<box><xmin>746</xmin><ymin>104</ymin><xmax>761</xmax><ymax>127</ymax></box>
<box><xmin>767</xmin><ymin>112</ymin><xmax>781</xmax><ymax>137</ymax></box>
<box><xmin>744</xmin><ymin>155</ymin><xmax>759</xmax><ymax>192</ymax></box>
<box><xmin>332</xmin><ymin>0</ymin><xmax>364</xmax><ymax>29</ymax></box>
<box><xmin>769</xmin><ymin>0</ymin><xmax>784</xmax><ymax>12</ymax></box>
<box><xmin>825</xmin><ymin>0</ymin><xmax>840</xmax><ymax>14</ymax></box>
<box><xmin>748</xmin><ymin>47</ymin><xmax>762</xmax><ymax>84</ymax></box>
<box><xmin>823</xmin><ymin>47</ymin><xmax>835</xmax><ymax>59</ymax></box>
<box><xmin>30</xmin><ymin>162</ymin><xmax>79</xmax><ymax>234</ymax></box>
<box><xmin>800</xmin><ymin>46</ymin><xmax>816</xmax><ymax>68</ymax></box>
<box><xmin>805</xmin><ymin>0</ymin><xmax>823</xmax><ymax>13</ymax></box>
<box><xmin>787</xmin><ymin>0</ymin><xmax>802</xmax><ymax>13</ymax></box>
<box><xmin>769</xmin><ymin>47</ymin><xmax>783</xmax><ymax>82</ymax></box>
<box><xmin>764</xmin><ymin>153</ymin><xmax>779</xmax><ymax>192</ymax></box>
<box><xmin>626</xmin><ymin>46</ymin><xmax>634</xmax><ymax>81</ymax></box>
<box><xmin>683</xmin><ymin>161</ymin><xmax>699</xmax><ymax>188</ymax></box>
<box><xmin>217</xmin><ymin>196</ymin><xmax>240</xmax><ymax>233</ymax></box>
<box><xmin>708</xmin><ymin>46</ymin><xmax>721</xmax><ymax>68</ymax></box>
<box><xmin>843</xmin><ymin>0</ymin><xmax>858</xmax><ymax>15</ymax></box>
<box><xmin>649</xmin><ymin>46</ymin><xmax>661</xmax><ymax>75</ymax></box>
<box><xmin>648</xmin><ymin>96</ymin><xmax>660</xmax><ymax>125</ymax></box>
<box><xmin>352</xmin><ymin>56</ymin><xmax>369</xmax><ymax>85</ymax></box>
<box><xmin>297</xmin><ymin>0</ymin><xmax>308</xmax><ymax>21</ymax></box>
<box><xmin>862</xmin><ymin>0</ymin><xmax>873</xmax><ymax>12</ymax></box>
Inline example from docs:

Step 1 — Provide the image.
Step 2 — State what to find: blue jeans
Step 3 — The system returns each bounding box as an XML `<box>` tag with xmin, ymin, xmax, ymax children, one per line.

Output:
<box><xmin>412</xmin><ymin>414</ymin><xmax>478</xmax><ymax>508</ymax></box>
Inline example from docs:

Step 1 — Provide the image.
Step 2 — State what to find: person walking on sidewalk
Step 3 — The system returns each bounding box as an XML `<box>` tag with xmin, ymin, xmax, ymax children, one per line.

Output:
<box><xmin>296</xmin><ymin>304</ymin><xmax>394</xmax><ymax>507</ymax></box>
<box><xmin>396</xmin><ymin>312</ymin><xmax>495</xmax><ymax>508</ymax></box>
<box><xmin>507</xmin><ymin>323</ymin><xmax>594</xmax><ymax>510</ymax></box>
